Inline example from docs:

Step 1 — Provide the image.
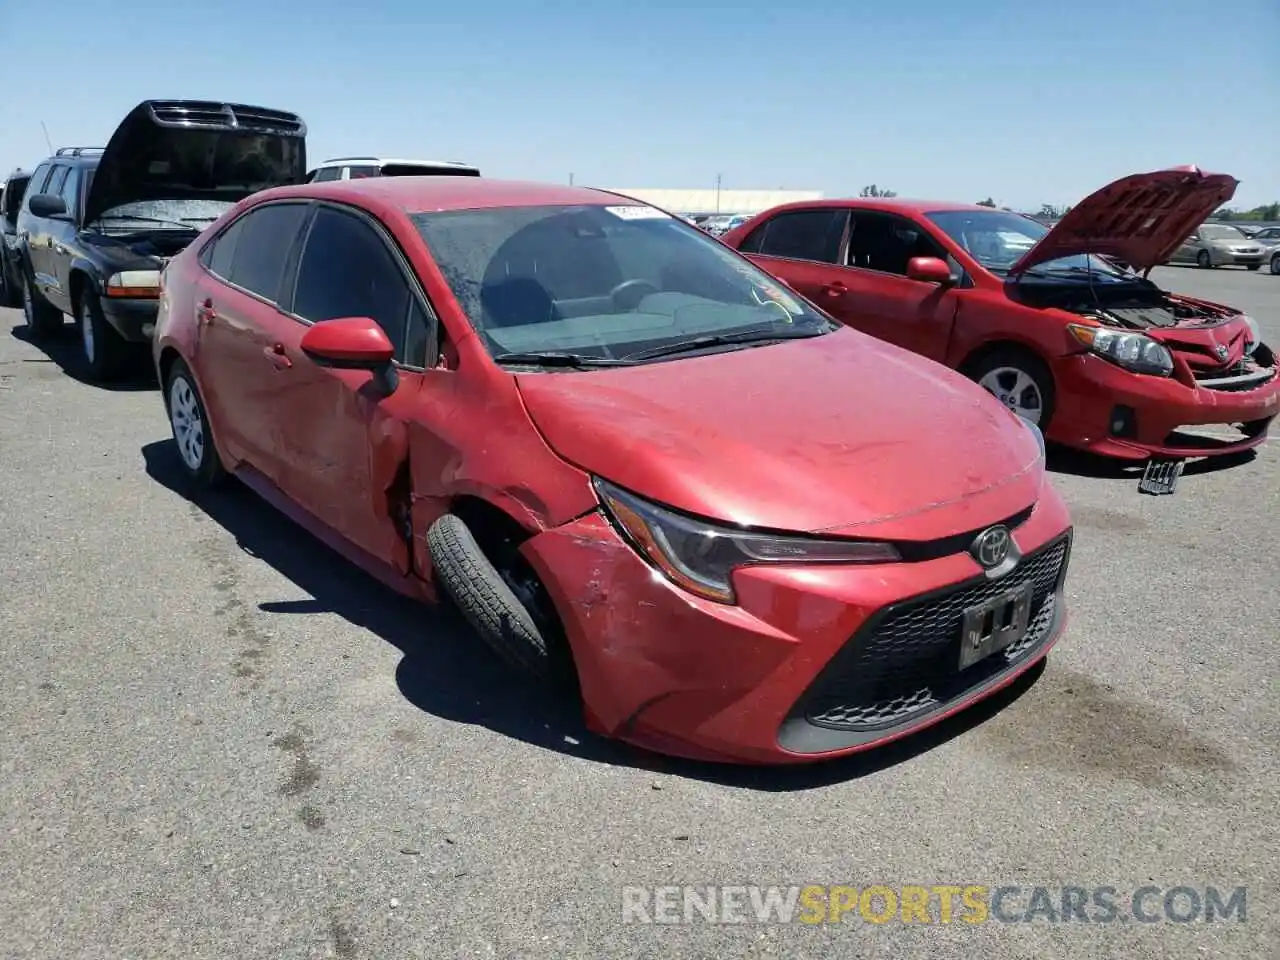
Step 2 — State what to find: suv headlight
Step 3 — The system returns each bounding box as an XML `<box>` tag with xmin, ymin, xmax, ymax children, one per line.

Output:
<box><xmin>594</xmin><ymin>478</ymin><xmax>900</xmax><ymax>604</ymax></box>
<box><xmin>1240</xmin><ymin>314</ymin><xmax>1260</xmax><ymax>356</ymax></box>
<box><xmin>1067</xmin><ymin>323</ymin><xmax>1174</xmax><ymax>377</ymax></box>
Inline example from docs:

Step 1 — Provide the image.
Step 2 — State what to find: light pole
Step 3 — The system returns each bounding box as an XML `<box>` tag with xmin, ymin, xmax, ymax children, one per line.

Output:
<box><xmin>715</xmin><ymin>173</ymin><xmax>722</xmax><ymax>213</ymax></box>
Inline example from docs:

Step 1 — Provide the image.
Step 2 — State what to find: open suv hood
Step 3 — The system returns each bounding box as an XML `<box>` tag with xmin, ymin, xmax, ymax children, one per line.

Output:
<box><xmin>83</xmin><ymin>100</ymin><xmax>307</xmax><ymax>226</ymax></box>
<box><xmin>1009</xmin><ymin>166</ymin><xmax>1238</xmax><ymax>274</ymax></box>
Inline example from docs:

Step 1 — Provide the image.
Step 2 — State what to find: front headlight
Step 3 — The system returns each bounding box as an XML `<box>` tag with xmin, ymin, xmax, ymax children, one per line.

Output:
<box><xmin>594</xmin><ymin>478</ymin><xmax>900</xmax><ymax>604</ymax></box>
<box><xmin>1240</xmin><ymin>314</ymin><xmax>1260</xmax><ymax>356</ymax></box>
<box><xmin>105</xmin><ymin>269</ymin><xmax>161</xmax><ymax>299</ymax></box>
<box><xmin>1067</xmin><ymin>323</ymin><xmax>1174</xmax><ymax>377</ymax></box>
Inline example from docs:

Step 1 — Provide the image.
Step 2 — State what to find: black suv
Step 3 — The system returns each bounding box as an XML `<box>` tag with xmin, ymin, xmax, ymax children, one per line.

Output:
<box><xmin>1</xmin><ymin>169</ymin><xmax>31</xmax><ymax>306</ymax></box>
<box><xmin>16</xmin><ymin>99</ymin><xmax>307</xmax><ymax>380</ymax></box>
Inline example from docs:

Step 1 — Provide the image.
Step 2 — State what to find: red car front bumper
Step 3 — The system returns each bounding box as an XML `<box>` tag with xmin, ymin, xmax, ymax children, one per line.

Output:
<box><xmin>1049</xmin><ymin>354</ymin><xmax>1280</xmax><ymax>461</ymax></box>
<box><xmin>521</xmin><ymin>485</ymin><xmax>1073</xmax><ymax>765</ymax></box>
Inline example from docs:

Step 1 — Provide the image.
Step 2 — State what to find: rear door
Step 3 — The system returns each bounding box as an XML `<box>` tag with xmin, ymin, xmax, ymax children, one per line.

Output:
<box><xmin>28</xmin><ymin>164</ymin><xmax>67</xmax><ymax>298</ymax></box>
<box><xmin>193</xmin><ymin>200</ymin><xmax>313</xmax><ymax>475</ymax></box>
<box><xmin>736</xmin><ymin>207</ymin><xmax>849</xmax><ymax>306</ymax></box>
<box><xmin>271</xmin><ymin>202</ymin><xmax>437</xmax><ymax>570</ymax></box>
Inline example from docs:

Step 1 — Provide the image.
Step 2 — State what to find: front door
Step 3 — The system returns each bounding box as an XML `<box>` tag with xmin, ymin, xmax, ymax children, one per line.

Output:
<box><xmin>270</xmin><ymin>202</ymin><xmax>439</xmax><ymax>571</ymax></box>
<box><xmin>820</xmin><ymin>209</ymin><xmax>963</xmax><ymax>363</ymax></box>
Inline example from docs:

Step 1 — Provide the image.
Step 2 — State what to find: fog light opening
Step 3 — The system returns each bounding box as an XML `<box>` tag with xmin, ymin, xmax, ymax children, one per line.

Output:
<box><xmin>1109</xmin><ymin>405</ymin><xmax>1138</xmax><ymax>439</ymax></box>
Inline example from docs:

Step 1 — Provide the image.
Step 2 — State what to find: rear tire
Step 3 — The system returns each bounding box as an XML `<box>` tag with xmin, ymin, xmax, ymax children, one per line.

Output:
<box><xmin>74</xmin><ymin>289</ymin><xmax>129</xmax><ymax>382</ymax></box>
<box><xmin>966</xmin><ymin>347</ymin><xmax>1056</xmax><ymax>432</ymax></box>
<box><xmin>1246</xmin><ymin>264</ymin><xmax>1260</xmax><ymax>271</ymax></box>
<box><xmin>0</xmin><ymin>261</ymin><xmax>17</xmax><ymax>307</ymax></box>
<box><xmin>1196</xmin><ymin>250</ymin><xmax>1212</xmax><ymax>269</ymax></box>
<box><xmin>164</xmin><ymin>358</ymin><xmax>227</xmax><ymax>490</ymax></box>
<box><xmin>427</xmin><ymin>513</ymin><xmax>557</xmax><ymax>681</ymax></box>
<box><xmin>1271</xmin><ymin>253</ymin><xmax>1280</xmax><ymax>276</ymax></box>
<box><xmin>22</xmin><ymin>275</ymin><xmax>63</xmax><ymax>340</ymax></box>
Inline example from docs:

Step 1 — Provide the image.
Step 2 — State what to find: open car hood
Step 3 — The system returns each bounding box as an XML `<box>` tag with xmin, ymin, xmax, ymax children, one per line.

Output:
<box><xmin>1009</xmin><ymin>166</ymin><xmax>1239</xmax><ymax>274</ymax></box>
<box><xmin>83</xmin><ymin>100</ymin><xmax>307</xmax><ymax>226</ymax></box>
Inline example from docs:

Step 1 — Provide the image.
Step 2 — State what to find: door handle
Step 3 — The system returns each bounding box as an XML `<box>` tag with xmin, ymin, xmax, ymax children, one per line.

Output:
<box><xmin>821</xmin><ymin>281</ymin><xmax>847</xmax><ymax>297</ymax></box>
<box><xmin>196</xmin><ymin>298</ymin><xmax>216</xmax><ymax>326</ymax></box>
<box><xmin>263</xmin><ymin>343</ymin><xmax>292</xmax><ymax>369</ymax></box>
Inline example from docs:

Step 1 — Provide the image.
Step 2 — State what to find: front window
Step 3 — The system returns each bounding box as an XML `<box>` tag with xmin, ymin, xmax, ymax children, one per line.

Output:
<box><xmin>410</xmin><ymin>203</ymin><xmax>835</xmax><ymax>365</ymax></box>
<box><xmin>926</xmin><ymin>209</ymin><xmax>1133</xmax><ymax>282</ymax></box>
<box><xmin>1198</xmin><ymin>224</ymin><xmax>1246</xmax><ymax>241</ymax></box>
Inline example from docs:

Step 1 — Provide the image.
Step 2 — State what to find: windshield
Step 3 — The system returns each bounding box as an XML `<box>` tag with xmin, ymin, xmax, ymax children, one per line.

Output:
<box><xmin>1199</xmin><ymin>224</ymin><xmax>1246</xmax><ymax>241</ymax></box>
<box><xmin>91</xmin><ymin>197</ymin><xmax>236</xmax><ymax>232</ymax></box>
<box><xmin>410</xmin><ymin>203</ymin><xmax>834</xmax><ymax>363</ymax></box>
<box><xmin>925</xmin><ymin>209</ymin><xmax>1134</xmax><ymax>281</ymax></box>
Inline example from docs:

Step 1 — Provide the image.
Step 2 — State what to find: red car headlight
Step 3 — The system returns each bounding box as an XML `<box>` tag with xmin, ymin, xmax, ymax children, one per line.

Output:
<box><xmin>594</xmin><ymin>478</ymin><xmax>900</xmax><ymax>605</ymax></box>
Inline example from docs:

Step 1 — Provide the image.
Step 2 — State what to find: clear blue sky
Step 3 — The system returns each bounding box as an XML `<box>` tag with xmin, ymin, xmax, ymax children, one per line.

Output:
<box><xmin>2</xmin><ymin>0</ymin><xmax>1276</xmax><ymax>210</ymax></box>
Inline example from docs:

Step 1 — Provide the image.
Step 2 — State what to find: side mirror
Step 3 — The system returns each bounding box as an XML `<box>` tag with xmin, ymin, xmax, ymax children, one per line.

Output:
<box><xmin>28</xmin><ymin>193</ymin><xmax>68</xmax><ymax>219</ymax></box>
<box><xmin>906</xmin><ymin>256</ymin><xmax>955</xmax><ymax>285</ymax></box>
<box><xmin>300</xmin><ymin>316</ymin><xmax>399</xmax><ymax>393</ymax></box>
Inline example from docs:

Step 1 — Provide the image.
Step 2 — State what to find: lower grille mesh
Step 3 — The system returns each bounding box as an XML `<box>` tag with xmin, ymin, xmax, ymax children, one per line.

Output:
<box><xmin>796</xmin><ymin>536</ymin><xmax>1069</xmax><ymax>731</ymax></box>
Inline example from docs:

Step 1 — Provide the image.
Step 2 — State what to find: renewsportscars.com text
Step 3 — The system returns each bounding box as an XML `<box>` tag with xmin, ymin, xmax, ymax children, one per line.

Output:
<box><xmin>621</xmin><ymin>885</ymin><xmax>1247</xmax><ymax>925</ymax></box>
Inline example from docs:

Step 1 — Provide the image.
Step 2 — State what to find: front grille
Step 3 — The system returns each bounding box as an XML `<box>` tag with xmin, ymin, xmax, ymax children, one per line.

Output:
<box><xmin>791</xmin><ymin>533</ymin><xmax>1070</xmax><ymax>732</ymax></box>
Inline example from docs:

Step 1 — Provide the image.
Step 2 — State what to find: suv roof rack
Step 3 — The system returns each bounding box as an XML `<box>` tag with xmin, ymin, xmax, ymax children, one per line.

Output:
<box><xmin>55</xmin><ymin>147</ymin><xmax>106</xmax><ymax>157</ymax></box>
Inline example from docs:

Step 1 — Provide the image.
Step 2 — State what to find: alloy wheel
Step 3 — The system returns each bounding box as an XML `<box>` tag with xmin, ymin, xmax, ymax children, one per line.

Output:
<box><xmin>978</xmin><ymin>366</ymin><xmax>1043</xmax><ymax>425</ymax></box>
<box><xmin>169</xmin><ymin>375</ymin><xmax>205</xmax><ymax>472</ymax></box>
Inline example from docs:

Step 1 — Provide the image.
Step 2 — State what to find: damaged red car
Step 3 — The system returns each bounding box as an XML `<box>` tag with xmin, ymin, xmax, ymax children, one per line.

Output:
<box><xmin>722</xmin><ymin>167</ymin><xmax>1279</xmax><ymax>463</ymax></box>
<box><xmin>153</xmin><ymin>177</ymin><xmax>1072</xmax><ymax>764</ymax></box>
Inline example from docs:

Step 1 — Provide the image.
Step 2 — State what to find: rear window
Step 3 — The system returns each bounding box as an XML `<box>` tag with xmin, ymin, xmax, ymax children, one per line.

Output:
<box><xmin>380</xmin><ymin>163</ymin><xmax>480</xmax><ymax>177</ymax></box>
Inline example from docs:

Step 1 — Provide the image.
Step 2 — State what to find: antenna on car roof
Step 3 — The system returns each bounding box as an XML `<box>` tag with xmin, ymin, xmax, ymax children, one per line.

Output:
<box><xmin>40</xmin><ymin>121</ymin><xmax>54</xmax><ymax>155</ymax></box>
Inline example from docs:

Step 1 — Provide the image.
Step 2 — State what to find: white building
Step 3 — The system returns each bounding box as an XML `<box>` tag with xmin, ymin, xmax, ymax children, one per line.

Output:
<box><xmin>603</xmin><ymin>188</ymin><xmax>822</xmax><ymax>215</ymax></box>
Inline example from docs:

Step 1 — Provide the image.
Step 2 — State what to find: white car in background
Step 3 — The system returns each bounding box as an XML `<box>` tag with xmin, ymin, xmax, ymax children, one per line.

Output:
<box><xmin>306</xmin><ymin>156</ymin><xmax>481</xmax><ymax>181</ymax></box>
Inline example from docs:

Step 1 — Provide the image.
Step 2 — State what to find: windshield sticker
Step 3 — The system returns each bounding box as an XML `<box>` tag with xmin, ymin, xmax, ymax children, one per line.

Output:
<box><xmin>606</xmin><ymin>205</ymin><xmax>670</xmax><ymax>221</ymax></box>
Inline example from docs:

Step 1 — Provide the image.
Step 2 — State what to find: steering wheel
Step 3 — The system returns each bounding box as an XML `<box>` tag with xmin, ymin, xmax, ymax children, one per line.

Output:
<box><xmin>609</xmin><ymin>279</ymin><xmax>659</xmax><ymax>312</ymax></box>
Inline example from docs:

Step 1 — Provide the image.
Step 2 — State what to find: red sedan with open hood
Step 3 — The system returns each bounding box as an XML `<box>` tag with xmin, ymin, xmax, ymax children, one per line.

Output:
<box><xmin>153</xmin><ymin>177</ymin><xmax>1072</xmax><ymax>764</ymax></box>
<box><xmin>722</xmin><ymin>167</ymin><xmax>1279</xmax><ymax>464</ymax></box>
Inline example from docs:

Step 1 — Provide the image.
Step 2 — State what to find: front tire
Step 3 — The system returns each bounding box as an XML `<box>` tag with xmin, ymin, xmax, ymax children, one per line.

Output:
<box><xmin>74</xmin><ymin>289</ymin><xmax>129</xmax><ymax>382</ymax></box>
<box><xmin>164</xmin><ymin>358</ymin><xmax>227</xmax><ymax>490</ymax></box>
<box><xmin>427</xmin><ymin>513</ymin><xmax>556</xmax><ymax>681</ymax></box>
<box><xmin>1271</xmin><ymin>252</ymin><xmax>1280</xmax><ymax>276</ymax></box>
<box><xmin>1246</xmin><ymin>264</ymin><xmax>1260</xmax><ymax>271</ymax></box>
<box><xmin>967</xmin><ymin>347</ymin><xmax>1056</xmax><ymax>431</ymax></box>
<box><xmin>22</xmin><ymin>276</ymin><xmax>63</xmax><ymax>340</ymax></box>
<box><xmin>1196</xmin><ymin>250</ymin><xmax>1212</xmax><ymax>269</ymax></box>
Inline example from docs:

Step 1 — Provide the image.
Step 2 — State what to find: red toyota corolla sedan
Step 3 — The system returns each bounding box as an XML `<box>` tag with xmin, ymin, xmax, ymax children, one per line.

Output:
<box><xmin>722</xmin><ymin>167</ymin><xmax>1279</xmax><ymax>464</ymax></box>
<box><xmin>153</xmin><ymin>177</ymin><xmax>1073</xmax><ymax>764</ymax></box>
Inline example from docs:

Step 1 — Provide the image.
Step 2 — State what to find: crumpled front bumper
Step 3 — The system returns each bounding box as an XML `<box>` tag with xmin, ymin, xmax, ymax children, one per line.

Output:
<box><xmin>519</xmin><ymin>486</ymin><xmax>1072</xmax><ymax>765</ymax></box>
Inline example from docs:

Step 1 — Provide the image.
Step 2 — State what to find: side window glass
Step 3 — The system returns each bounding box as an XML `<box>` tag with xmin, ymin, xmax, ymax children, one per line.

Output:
<box><xmin>312</xmin><ymin>167</ymin><xmax>340</xmax><ymax>182</ymax></box>
<box><xmin>59</xmin><ymin>167</ymin><xmax>81</xmax><ymax>216</ymax></box>
<box><xmin>403</xmin><ymin>299</ymin><xmax>431</xmax><ymax>368</ymax></box>
<box><xmin>3</xmin><ymin>178</ymin><xmax>28</xmax><ymax>221</ymax></box>
<box><xmin>43</xmin><ymin>166</ymin><xmax>69</xmax><ymax>201</ymax></box>
<box><xmin>292</xmin><ymin>206</ymin><xmax>411</xmax><ymax>358</ymax></box>
<box><xmin>207</xmin><ymin>216</ymin><xmax>246</xmax><ymax>278</ymax></box>
<box><xmin>347</xmin><ymin>166</ymin><xmax>380</xmax><ymax>179</ymax></box>
<box><xmin>227</xmin><ymin>203</ymin><xmax>310</xmax><ymax>302</ymax></box>
<box><xmin>756</xmin><ymin>210</ymin><xmax>846</xmax><ymax>263</ymax></box>
<box><xmin>846</xmin><ymin>212</ymin><xmax>947</xmax><ymax>277</ymax></box>
<box><xmin>26</xmin><ymin>164</ymin><xmax>53</xmax><ymax>203</ymax></box>
<box><xmin>737</xmin><ymin>224</ymin><xmax>766</xmax><ymax>253</ymax></box>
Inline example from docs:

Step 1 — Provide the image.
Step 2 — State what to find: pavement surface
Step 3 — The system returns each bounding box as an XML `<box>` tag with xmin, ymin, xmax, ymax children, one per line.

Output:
<box><xmin>1</xmin><ymin>265</ymin><xmax>1277</xmax><ymax>959</ymax></box>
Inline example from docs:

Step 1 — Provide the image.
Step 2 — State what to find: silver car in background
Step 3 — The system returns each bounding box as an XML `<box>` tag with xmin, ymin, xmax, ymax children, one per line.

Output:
<box><xmin>1254</xmin><ymin>227</ymin><xmax>1280</xmax><ymax>275</ymax></box>
<box><xmin>1167</xmin><ymin>222</ymin><xmax>1265</xmax><ymax>269</ymax></box>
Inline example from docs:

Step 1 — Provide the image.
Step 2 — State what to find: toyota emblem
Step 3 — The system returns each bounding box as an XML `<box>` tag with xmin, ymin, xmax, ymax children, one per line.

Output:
<box><xmin>971</xmin><ymin>525</ymin><xmax>1011</xmax><ymax>569</ymax></box>
<box><xmin>1215</xmin><ymin>344</ymin><xmax>1229</xmax><ymax>361</ymax></box>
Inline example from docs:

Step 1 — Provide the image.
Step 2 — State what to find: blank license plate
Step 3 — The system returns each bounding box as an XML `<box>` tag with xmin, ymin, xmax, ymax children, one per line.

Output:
<box><xmin>959</xmin><ymin>582</ymin><xmax>1034</xmax><ymax>670</ymax></box>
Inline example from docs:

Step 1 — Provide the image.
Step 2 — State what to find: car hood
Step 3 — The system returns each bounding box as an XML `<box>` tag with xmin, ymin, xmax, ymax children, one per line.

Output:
<box><xmin>83</xmin><ymin>100</ymin><xmax>307</xmax><ymax>226</ymax></box>
<box><xmin>1010</xmin><ymin>166</ymin><xmax>1239</xmax><ymax>274</ymax></box>
<box><xmin>515</xmin><ymin>330</ymin><xmax>1045</xmax><ymax>541</ymax></box>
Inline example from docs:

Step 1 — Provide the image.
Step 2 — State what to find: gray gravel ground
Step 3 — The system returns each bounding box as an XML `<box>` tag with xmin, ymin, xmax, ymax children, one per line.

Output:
<box><xmin>1</xmin><ymin>266</ymin><xmax>1277</xmax><ymax>959</ymax></box>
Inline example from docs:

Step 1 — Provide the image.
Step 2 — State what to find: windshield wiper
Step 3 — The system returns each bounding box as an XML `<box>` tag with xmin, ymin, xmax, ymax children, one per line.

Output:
<box><xmin>621</xmin><ymin>326</ymin><xmax>827</xmax><ymax>362</ymax></box>
<box><xmin>491</xmin><ymin>351</ymin><xmax>635</xmax><ymax>368</ymax></box>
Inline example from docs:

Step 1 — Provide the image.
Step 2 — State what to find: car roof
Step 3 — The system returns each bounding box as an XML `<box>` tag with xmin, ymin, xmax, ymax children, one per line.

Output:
<box><xmin>756</xmin><ymin>197</ymin><xmax>1008</xmax><ymax>216</ymax></box>
<box><xmin>262</xmin><ymin>177</ymin><xmax>642</xmax><ymax>214</ymax></box>
<box><xmin>316</xmin><ymin>157</ymin><xmax>476</xmax><ymax>168</ymax></box>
